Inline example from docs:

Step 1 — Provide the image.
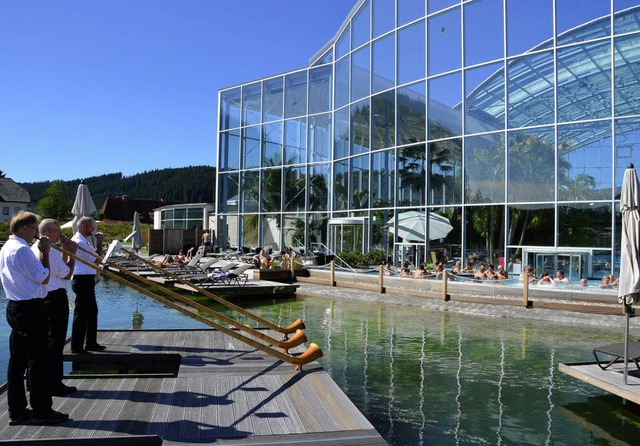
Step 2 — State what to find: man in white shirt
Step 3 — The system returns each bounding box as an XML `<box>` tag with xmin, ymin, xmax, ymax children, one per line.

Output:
<box><xmin>70</xmin><ymin>216</ymin><xmax>105</xmax><ymax>354</ymax></box>
<box><xmin>32</xmin><ymin>219</ymin><xmax>78</xmax><ymax>396</ymax></box>
<box><xmin>0</xmin><ymin>211</ymin><xmax>69</xmax><ymax>425</ymax></box>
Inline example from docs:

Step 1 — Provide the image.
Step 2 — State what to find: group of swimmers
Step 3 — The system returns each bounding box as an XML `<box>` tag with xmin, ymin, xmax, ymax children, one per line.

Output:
<box><xmin>384</xmin><ymin>259</ymin><xmax>619</xmax><ymax>288</ymax></box>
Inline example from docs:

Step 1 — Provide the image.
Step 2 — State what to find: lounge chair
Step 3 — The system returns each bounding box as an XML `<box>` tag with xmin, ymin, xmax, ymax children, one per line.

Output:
<box><xmin>593</xmin><ymin>342</ymin><xmax>640</xmax><ymax>373</ymax></box>
<box><xmin>190</xmin><ymin>262</ymin><xmax>239</xmax><ymax>287</ymax></box>
<box><xmin>226</xmin><ymin>263</ymin><xmax>253</xmax><ymax>287</ymax></box>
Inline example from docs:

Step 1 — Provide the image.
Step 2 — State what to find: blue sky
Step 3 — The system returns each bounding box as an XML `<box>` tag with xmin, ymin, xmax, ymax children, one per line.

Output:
<box><xmin>0</xmin><ymin>0</ymin><xmax>355</xmax><ymax>183</ymax></box>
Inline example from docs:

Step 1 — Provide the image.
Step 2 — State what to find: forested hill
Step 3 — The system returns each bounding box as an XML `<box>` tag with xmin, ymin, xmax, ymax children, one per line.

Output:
<box><xmin>19</xmin><ymin>165</ymin><xmax>216</xmax><ymax>207</ymax></box>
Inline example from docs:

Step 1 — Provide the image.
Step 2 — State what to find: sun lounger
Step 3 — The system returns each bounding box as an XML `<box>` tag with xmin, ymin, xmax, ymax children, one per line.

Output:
<box><xmin>593</xmin><ymin>342</ymin><xmax>640</xmax><ymax>373</ymax></box>
<box><xmin>189</xmin><ymin>262</ymin><xmax>239</xmax><ymax>287</ymax></box>
<box><xmin>226</xmin><ymin>263</ymin><xmax>253</xmax><ymax>287</ymax></box>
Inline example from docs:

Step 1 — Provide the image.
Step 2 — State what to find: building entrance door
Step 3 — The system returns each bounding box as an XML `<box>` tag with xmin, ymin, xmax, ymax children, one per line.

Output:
<box><xmin>329</xmin><ymin>217</ymin><xmax>368</xmax><ymax>255</ymax></box>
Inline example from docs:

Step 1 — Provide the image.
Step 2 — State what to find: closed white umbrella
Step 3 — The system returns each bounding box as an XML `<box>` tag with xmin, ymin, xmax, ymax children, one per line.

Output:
<box><xmin>618</xmin><ymin>163</ymin><xmax>640</xmax><ymax>384</ymax></box>
<box><xmin>69</xmin><ymin>180</ymin><xmax>98</xmax><ymax>247</ymax></box>
<box><xmin>387</xmin><ymin>211</ymin><xmax>453</xmax><ymax>242</ymax></box>
<box><xmin>126</xmin><ymin>211</ymin><xmax>145</xmax><ymax>252</ymax></box>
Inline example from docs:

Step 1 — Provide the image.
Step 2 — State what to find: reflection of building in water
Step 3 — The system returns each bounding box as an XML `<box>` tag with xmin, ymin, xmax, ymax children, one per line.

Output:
<box><xmin>216</xmin><ymin>1</ymin><xmax>640</xmax><ymax>280</ymax></box>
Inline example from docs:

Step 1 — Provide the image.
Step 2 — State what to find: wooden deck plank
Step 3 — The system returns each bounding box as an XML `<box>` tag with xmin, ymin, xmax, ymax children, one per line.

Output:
<box><xmin>560</xmin><ymin>361</ymin><xmax>640</xmax><ymax>405</ymax></box>
<box><xmin>0</xmin><ymin>329</ymin><xmax>386</xmax><ymax>445</ymax></box>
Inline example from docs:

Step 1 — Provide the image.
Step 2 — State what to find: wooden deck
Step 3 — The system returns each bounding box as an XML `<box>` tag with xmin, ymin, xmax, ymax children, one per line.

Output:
<box><xmin>0</xmin><ymin>329</ymin><xmax>386</xmax><ymax>445</ymax></box>
<box><xmin>559</xmin><ymin>360</ymin><xmax>640</xmax><ymax>405</ymax></box>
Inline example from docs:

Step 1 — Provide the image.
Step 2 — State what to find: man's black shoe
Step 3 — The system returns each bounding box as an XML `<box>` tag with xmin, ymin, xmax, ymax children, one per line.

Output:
<box><xmin>85</xmin><ymin>344</ymin><xmax>106</xmax><ymax>351</ymax></box>
<box><xmin>71</xmin><ymin>348</ymin><xmax>89</xmax><ymax>354</ymax></box>
<box><xmin>31</xmin><ymin>409</ymin><xmax>68</xmax><ymax>425</ymax></box>
<box><xmin>52</xmin><ymin>384</ymin><xmax>77</xmax><ymax>396</ymax></box>
<box><xmin>9</xmin><ymin>409</ymin><xmax>33</xmax><ymax>426</ymax></box>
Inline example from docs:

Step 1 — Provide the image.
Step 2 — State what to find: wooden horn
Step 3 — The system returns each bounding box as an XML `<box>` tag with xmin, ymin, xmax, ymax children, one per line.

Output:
<box><xmin>281</xmin><ymin>329</ymin><xmax>307</xmax><ymax>354</ymax></box>
<box><xmin>291</xmin><ymin>343</ymin><xmax>323</xmax><ymax>371</ymax></box>
<box><xmin>53</xmin><ymin>245</ymin><xmax>322</xmax><ymax>370</ymax></box>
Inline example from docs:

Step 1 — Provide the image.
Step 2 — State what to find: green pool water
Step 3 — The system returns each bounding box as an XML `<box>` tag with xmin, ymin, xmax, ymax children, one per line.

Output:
<box><xmin>1</xmin><ymin>280</ymin><xmax>639</xmax><ymax>445</ymax></box>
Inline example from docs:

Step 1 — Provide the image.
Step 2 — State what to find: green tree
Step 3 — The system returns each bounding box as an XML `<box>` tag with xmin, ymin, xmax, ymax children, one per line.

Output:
<box><xmin>37</xmin><ymin>181</ymin><xmax>73</xmax><ymax>221</ymax></box>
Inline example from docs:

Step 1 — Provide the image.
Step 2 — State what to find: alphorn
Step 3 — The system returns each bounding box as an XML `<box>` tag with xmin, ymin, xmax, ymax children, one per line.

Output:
<box><xmin>52</xmin><ymin>244</ymin><xmax>322</xmax><ymax>370</ymax></box>
<box><xmin>60</xmin><ymin>244</ymin><xmax>308</xmax><ymax>353</ymax></box>
<box><xmin>103</xmin><ymin>243</ymin><xmax>304</xmax><ymax>338</ymax></box>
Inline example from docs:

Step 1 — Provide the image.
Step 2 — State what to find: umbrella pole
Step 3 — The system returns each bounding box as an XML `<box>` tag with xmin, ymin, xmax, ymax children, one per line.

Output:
<box><xmin>625</xmin><ymin>312</ymin><xmax>630</xmax><ymax>385</ymax></box>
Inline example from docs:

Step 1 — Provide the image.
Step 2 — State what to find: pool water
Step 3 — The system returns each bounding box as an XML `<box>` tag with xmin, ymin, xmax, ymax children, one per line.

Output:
<box><xmin>1</xmin><ymin>277</ymin><xmax>639</xmax><ymax>445</ymax></box>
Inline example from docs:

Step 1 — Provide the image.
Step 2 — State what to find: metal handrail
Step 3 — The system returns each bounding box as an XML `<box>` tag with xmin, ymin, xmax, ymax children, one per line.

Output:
<box><xmin>318</xmin><ymin>242</ymin><xmax>358</xmax><ymax>273</ymax></box>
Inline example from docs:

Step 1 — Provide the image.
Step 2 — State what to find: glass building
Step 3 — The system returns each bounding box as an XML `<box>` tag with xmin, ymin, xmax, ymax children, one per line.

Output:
<box><xmin>216</xmin><ymin>0</ymin><xmax>640</xmax><ymax>281</ymax></box>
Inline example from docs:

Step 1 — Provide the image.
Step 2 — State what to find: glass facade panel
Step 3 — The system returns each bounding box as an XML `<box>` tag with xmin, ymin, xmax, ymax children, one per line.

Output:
<box><xmin>615</xmin><ymin>2</ymin><xmax>640</xmax><ymax>34</ymax></box>
<box><xmin>309</xmin><ymin>163</ymin><xmax>330</xmax><ymax>211</ymax></box>
<box><xmin>615</xmin><ymin>118</ymin><xmax>640</xmax><ymax>194</ymax></box>
<box><xmin>261</xmin><ymin>168</ymin><xmax>282</xmax><ymax>213</ymax></box>
<box><xmin>372</xmin><ymin>90</ymin><xmax>396</xmax><ymax>150</ymax></box>
<box><xmin>309</xmin><ymin>113</ymin><xmax>331</xmax><ymax>163</ymax></box>
<box><xmin>285</xmin><ymin>71</ymin><xmax>307</xmax><ymax>118</ymax></box>
<box><xmin>464</xmin><ymin>133</ymin><xmax>505</xmax><ymax>204</ymax></box>
<box><xmin>241</xmin><ymin>126</ymin><xmax>260</xmax><ymax>169</ymax></box>
<box><xmin>557</xmin><ymin>41</ymin><xmax>611</xmax><ymax>123</ymax></box>
<box><xmin>429</xmin><ymin>138</ymin><xmax>462</xmax><ymax>205</ymax></box>
<box><xmin>309</xmin><ymin>213</ymin><xmax>329</xmax><ymax>251</ymax></box>
<box><xmin>217</xmin><ymin>173</ymin><xmax>239</xmax><ymax>214</ymax></box>
<box><xmin>428</xmin><ymin>72</ymin><xmax>462</xmax><ymax>138</ymax></box>
<box><xmin>372</xmin><ymin>0</ymin><xmax>395</xmax><ymax>38</ymax></box>
<box><xmin>559</xmin><ymin>203</ymin><xmax>612</xmax><ymax>247</ymax></box>
<box><xmin>556</xmin><ymin>0</ymin><xmax>610</xmax><ymax>46</ymax></box>
<box><xmin>262</xmin><ymin>77</ymin><xmax>283</xmax><ymax>122</ymax></box>
<box><xmin>242</xmin><ymin>215</ymin><xmax>259</xmax><ymax>247</ymax></box>
<box><xmin>313</xmin><ymin>49</ymin><xmax>333</xmax><ymax>66</ymax></box>
<box><xmin>372</xmin><ymin>34</ymin><xmax>395</xmax><ymax>94</ymax></box>
<box><xmin>220</xmin><ymin>87</ymin><xmax>241</xmax><ymax>130</ymax></box>
<box><xmin>398</xmin><ymin>20</ymin><xmax>425</xmax><ymax>85</ymax></box>
<box><xmin>308</xmin><ymin>65</ymin><xmax>332</xmax><ymax>114</ymax></box>
<box><xmin>398</xmin><ymin>0</ymin><xmax>424</xmax><ymax>26</ymax></box>
<box><xmin>397</xmin><ymin>81</ymin><xmax>426</xmax><ymax>145</ymax></box>
<box><xmin>336</xmin><ymin>24</ymin><xmax>350</xmax><ymax>59</ymax></box>
<box><xmin>241</xmin><ymin>170</ymin><xmax>259</xmax><ymax>213</ymax></box>
<box><xmin>465</xmin><ymin>204</ymin><xmax>505</xmax><ymax>266</ymax></box>
<box><xmin>428</xmin><ymin>0</ymin><xmax>459</xmax><ymax>15</ymax></box>
<box><xmin>428</xmin><ymin>7</ymin><xmax>461</xmax><ymax>76</ymax></box>
<box><xmin>614</xmin><ymin>34</ymin><xmax>640</xmax><ymax>117</ymax></box>
<box><xmin>334</xmin><ymin>106</ymin><xmax>350</xmax><ymax>159</ymax></box>
<box><xmin>333</xmin><ymin>159</ymin><xmax>349</xmax><ymax>211</ymax></box>
<box><xmin>242</xmin><ymin>82</ymin><xmax>261</xmax><ymax>126</ymax></box>
<box><xmin>219</xmin><ymin>129</ymin><xmax>240</xmax><ymax>171</ymax></box>
<box><xmin>351</xmin><ymin>99</ymin><xmax>371</xmax><ymax>155</ymax></box>
<box><xmin>262</xmin><ymin>122</ymin><xmax>282</xmax><ymax>167</ymax></box>
<box><xmin>335</xmin><ymin>55</ymin><xmax>350</xmax><ymax>109</ymax></box>
<box><xmin>465</xmin><ymin>62</ymin><xmax>505</xmax><ymax>133</ymax></box>
<box><xmin>508</xmin><ymin>204</ymin><xmax>554</xmax><ymax>246</ymax></box>
<box><xmin>398</xmin><ymin>144</ymin><xmax>427</xmax><ymax>206</ymax></box>
<box><xmin>372</xmin><ymin>149</ymin><xmax>395</xmax><ymax>207</ymax></box>
<box><xmin>351</xmin><ymin>154</ymin><xmax>370</xmax><ymax>210</ymax></box>
<box><xmin>284</xmin><ymin>118</ymin><xmax>306</xmax><ymax>165</ymax></box>
<box><xmin>507</xmin><ymin>127</ymin><xmax>555</xmax><ymax>203</ymax></box>
<box><xmin>507</xmin><ymin>51</ymin><xmax>555</xmax><ymax>128</ymax></box>
<box><xmin>352</xmin><ymin>0</ymin><xmax>371</xmax><ymax>49</ymax></box>
<box><xmin>558</xmin><ymin>121</ymin><xmax>612</xmax><ymax>202</ymax></box>
<box><xmin>351</xmin><ymin>45</ymin><xmax>370</xmax><ymax>101</ymax></box>
<box><xmin>464</xmin><ymin>0</ymin><xmax>503</xmax><ymax>67</ymax></box>
<box><xmin>284</xmin><ymin>166</ymin><xmax>306</xmax><ymax>212</ymax></box>
<box><xmin>506</xmin><ymin>0</ymin><xmax>553</xmax><ymax>56</ymax></box>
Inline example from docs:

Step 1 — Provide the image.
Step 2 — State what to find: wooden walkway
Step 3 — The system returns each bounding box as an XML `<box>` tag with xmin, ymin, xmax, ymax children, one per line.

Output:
<box><xmin>0</xmin><ymin>329</ymin><xmax>386</xmax><ymax>445</ymax></box>
<box><xmin>559</xmin><ymin>360</ymin><xmax>640</xmax><ymax>405</ymax></box>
